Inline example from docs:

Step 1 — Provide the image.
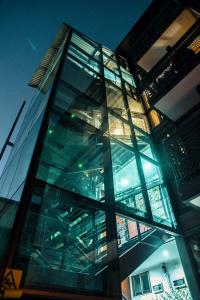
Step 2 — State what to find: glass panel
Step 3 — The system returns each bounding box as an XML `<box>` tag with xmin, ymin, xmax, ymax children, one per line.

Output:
<box><xmin>36</xmin><ymin>113</ymin><xmax>105</xmax><ymax>202</ymax></box>
<box><xmin>120</xmin><ymin>66</ymin><xmax>136</xmax><ymax>87</ymax></box>
<box><xmin>117</xmin><ymin>215</ymin><xmax>140</xmax><ymax>256</ymax></box>
<box><xmin>127</xmin><ymin>94</ymin><xmax>145</xmax><ymax>114</ymax></box>
<box><xmin>103</xmin><ymin>55</ymin><xmax>119</xmax><ymax>75</ymax></box>
<box><xmin>141</xmin><ymin>157</ymin><xmax>174</xmax><ymax>226</ymax></box>
<box><xmin>135</xmin><ymin>129</ymin><xmax>156</xmax><ymax>160</ymax></box>
<box><xmin>104</xmin><ymin>68</ymin><xmax>121</xmax><ymax>88</ymax></box>
<box><xmin>54</xmin><ymin>81</ymin><xmax>105</xmax><ymax>129</ymax></box>
<box><xmin>108</xmin><ymin>113</ymin><xmax>132</xmax><ymax>146</ymax></box>
<box><xmin>111</xmin><ymin>141</ymin><xmax>146</xmax><ymax>217</ymax></box>
<box><xmin>117</xmin><ymin>215</ymin><xmax>129</xmax><ymax>248</ymax></box>
<box><xmin>125</xmin><ymin>82</ymin><xmax>136</xmax><ymax>96</ymax></box>
<box><xmin>0</xmin><ymin>43</ymin><xmax>60</xmax><ymax>267</ymax></box>
<box><xmin>68</xmin><ymin>44</ymin><xmax>100</xmax><ymax>73</ymax></box>
<box><xmin>132</xmin><ymin>275</ymin><xmax>142</xmax><ymax>295</ymax></box>
<box><xmin>128</xmin><ymin>219</ymin><xmax>138</xmax><ymax>238</ymax></box>
<box><xmin>61</xmin><ymin>56</ymin><xmax>103</xmax><ymax>102</ymax></box>
<box><xmin>119</xmin><ymin>56</ymin><xmax>130</xmax><ymax>71</ymax></box>
<box><xmin>14</xmin><ymin>183</ymin><xmax>111</xmax><ymax>293</ymax></box>
<box><xmin>141</xmin><ymin>157</ymin><xmax>162</xmax><ymax>186</ymax></box>
<box><xmin>102</xmin><ymin>46</ymin><xmax>117</xmax><ymax>61</ymax></box>
<box><xmin>7</xmin><ymin>119</ymin><xmax>40</xmax><ymax>198</ymax></box>
<box><xmin>0</xmin><ymin>198</ymin><xmax>18</xmax><ymax>266</ymax></box>
<box><xmin>139</xmin><ymin>223</ymin><xmax>151</xmax><ymax>233</ymax></box>
<box><xmin>132</xmin><ymin>114</ymin><xmax>150</xmax><ymax>133</ymax></box>
<box><xmin>105</xmin><ymin>81</ymin><xmax>128</xmax><ymax>120</ymax></box>
<box><xmin>71</xmin><ymin>33</ymin><xmax>100</xmax><ymax>61</ymax></box>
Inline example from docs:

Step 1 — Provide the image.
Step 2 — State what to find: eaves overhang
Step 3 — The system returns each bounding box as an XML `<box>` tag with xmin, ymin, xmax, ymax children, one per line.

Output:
<box><xmin>28</xmin><ymin>23</ymin><xmax>70</xmax><ymax>89</ymax></box>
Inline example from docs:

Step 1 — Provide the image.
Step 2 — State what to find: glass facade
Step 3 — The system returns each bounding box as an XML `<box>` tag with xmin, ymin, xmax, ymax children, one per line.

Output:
<box><xmin>0</xmin><ymin>25</ymin><xmax>177</xmax><ymax>299</ymax></box>
<box><xmin>0</xmin><ymin>37</ymin><xmax>67</xmax><ymax>268</ymax></box>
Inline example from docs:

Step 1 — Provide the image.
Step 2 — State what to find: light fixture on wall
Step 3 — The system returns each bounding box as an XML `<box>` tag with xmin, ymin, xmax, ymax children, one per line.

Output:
<box><xmin>120</xmin><ymin>178</ymin><xmax>129</xmax><ymax>187</ymax></box>
<box><xmin>162</xmin><ymin>249</ymin><xmax>169</xmax><ymax>257</ymax></box>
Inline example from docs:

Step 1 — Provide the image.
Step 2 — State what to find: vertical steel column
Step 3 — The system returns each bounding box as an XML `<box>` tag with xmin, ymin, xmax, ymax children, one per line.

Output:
<box><xmin>100</xmin><ymin>47</ymin><xmax>121</xmax><ymax>299</ymax></box>
<box><xmin>0</xmin><ymin>101</ymin><xmax>26</xmax><ymax>161</ymax></box>
<box><xmin>176</xmin><ymin>236</ymin><xmax>200</xmax><ymax>299</ymax></box>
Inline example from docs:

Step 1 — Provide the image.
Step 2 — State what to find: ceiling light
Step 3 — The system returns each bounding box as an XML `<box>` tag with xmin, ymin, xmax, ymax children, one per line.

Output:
<box><xmin>121</xmin><ymin>178</ymin><xmax>129</xmax><ymax>187</ymax></box>
<box><xmin>114</xmin><ymin>128</ymin><xmax>123</xmax><ymax>135</ymax></box>
<box><xmin>162</xmin><ymin>250</ymin><xmax>169</xmax><ymax>257</ymax></box>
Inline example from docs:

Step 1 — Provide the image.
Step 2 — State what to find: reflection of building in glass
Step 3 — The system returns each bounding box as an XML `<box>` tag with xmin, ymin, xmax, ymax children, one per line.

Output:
<box><xmin>0</xmin><ymin>0</ymin><xmax>200</xmax><ymax>299</ymax></box>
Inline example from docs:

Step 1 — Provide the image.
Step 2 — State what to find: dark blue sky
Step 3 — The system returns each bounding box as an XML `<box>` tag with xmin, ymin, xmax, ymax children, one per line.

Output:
<box><xmin>0</xmin><ymin>0</ymin><xmax>152</xmax><ymax>172</ymax></box>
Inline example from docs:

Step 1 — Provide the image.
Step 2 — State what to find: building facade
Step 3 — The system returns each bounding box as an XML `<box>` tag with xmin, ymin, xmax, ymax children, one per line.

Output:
<box><xmin>0</xmin><ymin>0</ymin><xmax>200</xmax><ymax>299</ymax></box>
<box><xmin>118</xmin><ymin>0</ymin><xmax>200</xmax><ymax>298</ymax></box>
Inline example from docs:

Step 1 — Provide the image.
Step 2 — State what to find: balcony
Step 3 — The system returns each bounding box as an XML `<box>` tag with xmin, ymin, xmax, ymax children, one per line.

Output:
<box><xmin>139</xmin><ymin>20</ymin><xmax>200</xmax><ymax>121</ymax></box>
<box><xmin>163</xmin><ymin>111</ymin><xmax>200</xmax><ymax>202</ymax></box>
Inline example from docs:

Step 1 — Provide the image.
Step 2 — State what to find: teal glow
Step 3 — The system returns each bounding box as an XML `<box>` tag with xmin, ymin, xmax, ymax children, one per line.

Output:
<box><xmin>48</xmin><ymin>128</ymin><xmax>54</xmax><ymax>135</ymax></box>
<box><xmin>143</xmin><ymin>162</ymin><xmax>152</xmax><ymax>171</ymax></box>
<box><xmin>71</xmin><ymin>112</ymin><xmax>76</xmax><ymax>118</ymax></box>
<box><xmin>120</xmin><ymin>178</ymin><xmax>129</xmax><ymax>187</ymax></box>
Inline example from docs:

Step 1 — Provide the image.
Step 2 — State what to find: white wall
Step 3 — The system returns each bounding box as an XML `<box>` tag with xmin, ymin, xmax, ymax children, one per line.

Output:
<box><xmin>129</xmin><ymin>259</ymin><xmax>187</xmax><ymax>300</ymax></box>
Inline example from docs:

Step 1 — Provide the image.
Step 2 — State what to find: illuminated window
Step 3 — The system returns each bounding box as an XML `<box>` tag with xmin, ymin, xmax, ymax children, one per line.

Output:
<box><xmin>148</xmin><ymin>110</ymin><xmax>161</xmax><ymax>128</ymax></box>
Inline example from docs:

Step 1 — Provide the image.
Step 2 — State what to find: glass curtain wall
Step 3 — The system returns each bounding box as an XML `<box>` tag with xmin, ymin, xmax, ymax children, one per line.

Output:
<box><xmin>13</xmin><ymin>31</ymin><xmax>120</xmax><ymax>298</ymax></box>
<box><xmin>0</xmin><ymin>31</ymin><xmax>68</xmax><ymax>267</ymax></box>
<box><xmin>6</xmin><ymin>27</ymin><xmax>176</xmax><ymax>298</ymax></box>
<box><xmin>103</xmin><ymin>50</ymin><xmax>175</xmax><ymax>228</ymax></box>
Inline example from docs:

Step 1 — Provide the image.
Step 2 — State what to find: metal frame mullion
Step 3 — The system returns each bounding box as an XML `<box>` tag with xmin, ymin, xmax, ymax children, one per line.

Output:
<box><xmin>100</xmin><ymin>45</ymin><xmax>121</xmax><ymax>299</ymax></box>
<box><xmin>67</xmin><ymin>52</ymin><xmax>102</xmax><ymax>78</ymax></box>
<box><xmin>116</xmin><ymin>55</ymin><xmax>153</xmax><ymax>223</ymax></box>
<box><xmin>69</xmin><ymin>41</ymin><xmax>100</xmax><ymax>64</ymax></box>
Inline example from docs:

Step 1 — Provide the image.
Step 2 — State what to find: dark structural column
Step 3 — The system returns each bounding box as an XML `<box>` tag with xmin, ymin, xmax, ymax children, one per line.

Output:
<box><xmin>176</xmin><ymin>236</ymin><xmax>200</xmax><ymax>299</ymax></box>
<box><xmin>100</xmin><ymin>45</ymin><xmax>121</xmax><ymax>299</ymax></box>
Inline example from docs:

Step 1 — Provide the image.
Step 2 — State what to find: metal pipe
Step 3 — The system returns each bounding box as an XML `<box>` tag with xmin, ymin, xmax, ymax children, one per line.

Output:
<box><xmin>0</xmin><ymin>101</ymin><xmax>26</xmax><ymax>161</ymax></box>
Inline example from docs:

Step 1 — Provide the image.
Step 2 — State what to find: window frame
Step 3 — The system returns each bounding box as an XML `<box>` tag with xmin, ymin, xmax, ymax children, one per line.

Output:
<box><xmin>131</xmin><ymin>271</ymin><xmax>151</xmax><ymax>296</ymax></box>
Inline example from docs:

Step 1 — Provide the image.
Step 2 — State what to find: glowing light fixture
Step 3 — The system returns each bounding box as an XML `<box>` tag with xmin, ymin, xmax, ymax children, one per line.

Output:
<box><xmin>114</xmin><ymin>128</ymin><xmax>123</xmax><ymax>135</ymax></box>
<box><xmin>162</xmin><ymin>249</ymin><xmax>169</xmax><ymax>257</ymax></box>
<box><xmin>48</xmin><ymin>128</ymin><xmax>54</xmax><ymax>135</ymax></box>
<box><xmin>71</xmin><ymin>112</ymin><xmax>76</xmax><ymax>118</ymax></box>
<box><xmin>120</xmin><ymin>178</ymin><xmax>129</xmax><ymax>187</ymax></box>
<box><xmin>78</xmin><ymin>163</ymin><xmax>83</xmax><ymax>169</ymax></box>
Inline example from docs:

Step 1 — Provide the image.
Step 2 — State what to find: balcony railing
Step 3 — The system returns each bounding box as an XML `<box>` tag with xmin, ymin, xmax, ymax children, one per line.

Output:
<box><xmin>163</xmin><ymin>115</ymin><xmax>200</xmax><ymax>185</ymax></box>
<box><xmin>138</xmin><ymin>20</ymin><xmax>200</xmax><ymax>104</ymax></box>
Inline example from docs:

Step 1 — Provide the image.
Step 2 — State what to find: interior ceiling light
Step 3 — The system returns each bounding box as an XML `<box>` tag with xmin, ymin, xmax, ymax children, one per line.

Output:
<box><xmin>120</xmin><ymin>178</ymin><xmax>129</xmax><ymax>187</ymax></box>
<box><xmin>114</xmin><ymin>128</ymin><xmax>123</xmax><ymax>135</ymax></box>
<box><xmin>162</xmin><ymin>250</ymin><xmax>169</xmax><ymax>257</ymax></box>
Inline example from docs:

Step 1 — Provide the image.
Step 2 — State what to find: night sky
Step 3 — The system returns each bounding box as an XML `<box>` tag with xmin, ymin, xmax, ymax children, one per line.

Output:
<box><xmin>0</xmin><ymin>0</ymin><xmax>152</xmax><ymax>173</ymax></box>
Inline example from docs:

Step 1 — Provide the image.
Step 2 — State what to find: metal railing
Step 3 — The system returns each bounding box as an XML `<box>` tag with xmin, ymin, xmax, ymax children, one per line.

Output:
<box><xmin>138</xmin><ymin>21</ymin><xmax>200</xmax><ymax>103</ymax></box>
<box><xmin>163</xmin><ymin>116</ymin><xmax>200</xmax><ymax>184</ymax></box>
